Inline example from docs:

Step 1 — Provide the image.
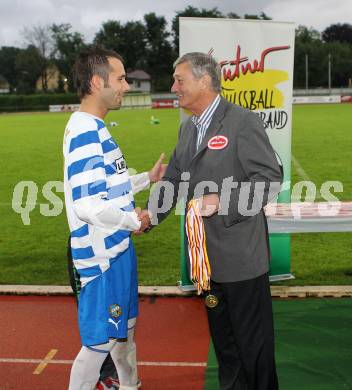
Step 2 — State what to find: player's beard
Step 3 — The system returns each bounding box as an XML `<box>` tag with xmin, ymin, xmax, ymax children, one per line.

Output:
<box><xmin>111</xmin><ymin>91</ymin><xmax>124</xmax><ymax>109</ymax></box>
<box><xmin>109</xmin><ymin>99</ymin><xmax>122</xmax><ymax>110</ymax></box>
<box><xmin>102</xmin><ymin>88</ymin><xmax>123</xmax><ymax>110</ymax></box>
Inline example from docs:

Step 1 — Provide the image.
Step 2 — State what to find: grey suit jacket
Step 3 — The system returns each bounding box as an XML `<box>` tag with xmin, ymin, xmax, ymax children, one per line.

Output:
<box><xmin>150</xmin><ymin>96</ymin><xmax>282</xmax><ymax>283</ymax></box>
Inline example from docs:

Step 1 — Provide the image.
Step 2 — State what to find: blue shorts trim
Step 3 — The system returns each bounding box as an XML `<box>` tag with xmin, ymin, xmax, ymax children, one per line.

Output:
<box><xmin>87</xmin><ymin>346</ymin><xmax>110</xmax><ymax>353</ymax></box>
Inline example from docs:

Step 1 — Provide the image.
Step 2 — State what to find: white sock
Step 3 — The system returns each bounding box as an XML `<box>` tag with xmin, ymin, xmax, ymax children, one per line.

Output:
<box><xmin>68</xmin><ymin>339</ymin><xmax>116</xmax><ymax>390</ymax></box>
<box><xmin>110</xmin><ymin>318</ymin><xmax>138</xmax><ymax>390</ymax></box>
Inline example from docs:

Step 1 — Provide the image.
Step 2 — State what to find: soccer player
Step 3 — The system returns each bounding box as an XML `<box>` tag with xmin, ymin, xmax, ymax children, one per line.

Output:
<box><xmin>63</xmin><ymin>46</ymin><xmax>166</xmax><ymax>390</ymax></box>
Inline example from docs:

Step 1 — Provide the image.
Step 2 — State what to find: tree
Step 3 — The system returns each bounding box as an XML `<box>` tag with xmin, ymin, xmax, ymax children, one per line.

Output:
<box><xmin>51</xmin><ymin>23</ymin><xmax>86</xmax><ymax>92</ymax></box>
<box><xmin>244</xmin><ymin>12</ymin><xmax>272</xmax><ymax>20</ymax></box>
<box><xmin>21</xmin><ymin>25</ymin><xmax>53</xmax><ymax>92</ymax></box>
<box><xmin>171</xmin><ymin>8</ymin><xmax>272</xmax><ymax>53</ymax></box>
<box><xmin>295</xmin><ymin>25</ymin><xmax>321</xmax><ymax>44</ymax></box>
<box><xmin>123</xmin><ymin>21</ymin><xmax>148</xmax><ymax>70</ymax></box>
<box><xmin>94</xmin><ymin>20</ymin><xmax>147</xmax><ymax>71</ymax></box>
<box><xmin>293</xmin><ymin>24</ymin><xmax>352</xmax><ymax>88</ymax></box>
<box><xmin>322</xmin><ymin>23</ymin><xmax>352</xmax><ymax>44</ymax></box>
<box><xmin>172</xmin><ymin>6</ymin><xmax>224</xmax><ymax>53</ymax></box>
<box><xmin>94</xmin><ymin>15</ymin><xmax>174</xmax><ymax>91</ymax></box>
<box><xmin>15</xmin><ymin>45</ymin><xmax>44</xmax><ymax>93</ymax></box>
<box><xmin>0</xmin><ymin>46</ymin><xmax>21</xmax><ymax>91</ymax></box>
<box><xmin>144</xmin><ymin>13</ymin><xmax>175</xmax><ymax>91</ymax></box>
<box><xmin>227</xmin><ymin>12</ymin><xmax>241</xmax><ymax>19</ymax></box>
<box><xmin>324</xmin><ymin>41</ymin><xmax>352</xmax><ymax>87</ymax></box>
<box><xmin>293</xmin><ymin>26</ymin><xmax>323</xmax><ymax>88</ymax></box>
<box><xmin>259</xmin><ymin>12</ymin><xmax>272</xmax><ymax>20</ymax></box>
<box><xmin>94</xmin><ymin>20</ymin><xmax>125</xmax><ymax>53</ymax></box>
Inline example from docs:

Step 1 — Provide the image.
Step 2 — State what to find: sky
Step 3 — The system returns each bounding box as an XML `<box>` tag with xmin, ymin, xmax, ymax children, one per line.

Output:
<box><xmin>1</xmin><ymin>0</ymin><xmax>351</xmax><ymax>47</ymax></box>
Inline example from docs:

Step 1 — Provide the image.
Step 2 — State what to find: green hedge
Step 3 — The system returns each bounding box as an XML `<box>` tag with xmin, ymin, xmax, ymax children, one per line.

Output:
<box><xmin>0</xmin><ymin>93</ymin><xmax>80</xmax><ymax>112</ymax></box>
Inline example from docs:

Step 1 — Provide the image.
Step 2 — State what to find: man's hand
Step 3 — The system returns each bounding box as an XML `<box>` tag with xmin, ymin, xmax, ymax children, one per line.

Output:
<box><xmin>197</xmin><ymin>194</ymin><xmax>220</xmax><ymax>217</ymax></box>
<box><xmin>148</xmin><ymin>153</ymin><xmax>168</xmax><ymax>183</ymax></box>
<box><xmin>134</xmin><ymin>208</ymin><xmax>151</xmax><ymax>235</ymax></box>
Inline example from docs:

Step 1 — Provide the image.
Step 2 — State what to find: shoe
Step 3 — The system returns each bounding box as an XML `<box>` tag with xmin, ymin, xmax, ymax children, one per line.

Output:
<box><xmin>95</xmin><ymin>376</ymin><xmax>119</xmax><ymax>389</ymax></box>
<box><xmin>96</xmin><ymin>377</ymin><xmax>142</xmax><ymax>389</ymax></box>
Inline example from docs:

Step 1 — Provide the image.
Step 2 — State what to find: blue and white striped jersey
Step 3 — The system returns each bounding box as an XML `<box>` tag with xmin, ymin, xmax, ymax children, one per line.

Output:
<box><xmin>63</xmin><ymin>111</ymin><xmax>149</xmax><ymax>287</ymax></box>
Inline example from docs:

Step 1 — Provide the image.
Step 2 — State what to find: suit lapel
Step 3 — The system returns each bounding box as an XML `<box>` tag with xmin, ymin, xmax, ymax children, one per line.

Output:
<box><xmin>191</xmin><ymin>97</ymin><xmax>228</xmax><ymax>163</ymax></box>
<box><xmin>184</xmin><ymin>121</ymin><xmax>198</xmax><ymax>168</ymax></box>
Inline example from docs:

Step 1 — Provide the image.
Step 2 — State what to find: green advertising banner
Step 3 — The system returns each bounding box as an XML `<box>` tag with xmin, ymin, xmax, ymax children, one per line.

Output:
<box><xmin>178</xmin><ymin>18</ymin><xmax>295</xmax><ymax>288</ymax></box>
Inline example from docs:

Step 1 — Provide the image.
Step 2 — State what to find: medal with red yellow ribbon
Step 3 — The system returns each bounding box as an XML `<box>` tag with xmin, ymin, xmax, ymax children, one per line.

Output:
<box><xmin>185</xmin><ymin>199</ymin><xmax>212</xmax><ymax>295</ymax></box>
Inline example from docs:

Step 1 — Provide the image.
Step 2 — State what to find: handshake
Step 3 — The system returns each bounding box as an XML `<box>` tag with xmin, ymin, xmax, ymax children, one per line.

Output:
<box><xmin>134</xmin><ymin>207</ymin><xmax>152</xmax><ymax>235</ymax></box>
<box><xmin>133</xmin><ymin>193</ymin><xmax>221</xmax><ymax>236</ymax></box>
<box><xmin>131</xmin><ymin>152</ymin><xmax>221</xmax><ymax>235</ymax></box>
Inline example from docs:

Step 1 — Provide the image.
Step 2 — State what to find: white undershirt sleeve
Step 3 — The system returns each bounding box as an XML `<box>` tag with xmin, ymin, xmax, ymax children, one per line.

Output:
<box><xmin>73</xmin><ymin>195</ymin><xmax>141</xmax><ymax>231</ymax></box>
<box><xmin>130</xmin><ymin>172</ymin><xmax>150</xmax><ymax>194</ymax></box>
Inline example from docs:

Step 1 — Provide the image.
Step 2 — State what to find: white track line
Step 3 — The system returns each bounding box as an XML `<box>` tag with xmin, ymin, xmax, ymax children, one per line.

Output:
<box><xmin>292</xmin><ymin>155</ymin><xmax>311</xmax><ymax>182</ymax></box>
<box><xmin>0</xmin><ymin>358</ymin><xmax>206</xmax><ymax>367</ymax></box>
<box><xmin>138</xmin><ymin>361</ymin><xmax>206</xmax><ymax>367</ymax></box>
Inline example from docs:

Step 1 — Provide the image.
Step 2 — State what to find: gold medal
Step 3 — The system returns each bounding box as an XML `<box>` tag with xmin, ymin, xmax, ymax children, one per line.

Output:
<box><xmin>205</xmin><ymin>294</ymin><xmax>218</xmax><ymax>308</ymax></box>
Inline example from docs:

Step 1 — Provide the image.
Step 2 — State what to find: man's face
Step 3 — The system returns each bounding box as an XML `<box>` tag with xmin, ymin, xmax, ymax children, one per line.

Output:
<box><xmin>171</xmin><ymin>62</ymin><xmax>205</xmax><ymax>114</ymax></box>
<box><xmin>100</xmin><ymin>57</ymin><xmax>130</xmax><ymax>109</ymax></box>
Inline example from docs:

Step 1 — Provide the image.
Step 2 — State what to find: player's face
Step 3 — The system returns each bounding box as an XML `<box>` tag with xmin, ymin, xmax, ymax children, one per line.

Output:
<box><xmin>171</xmin><ymin>62</ymin><xmax>205</xmax><ymax>114</ymax></box>
<box><xmin>101</xmin><ymin>57</ymin><xmax>130</xmax><ymax>109</ymax></box>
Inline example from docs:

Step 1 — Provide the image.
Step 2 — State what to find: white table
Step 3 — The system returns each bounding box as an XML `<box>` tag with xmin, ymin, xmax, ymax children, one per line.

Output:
<box><xmin>265</xmin><ymin>202</ymin><xmax>352</xmax><ymax>233</ymax></box>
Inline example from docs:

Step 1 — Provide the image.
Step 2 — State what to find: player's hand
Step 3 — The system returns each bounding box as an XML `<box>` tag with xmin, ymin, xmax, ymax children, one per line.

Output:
<box><xmin>134</xmin><ymin>208</ymin><xmax>151</xmax><ymax>235</ymax></box>
<box><xmin>197</xmin><ymin>194</ymin><xmax>220</xmax><ymax>217</ymax></box>
<box><xmin>148</xmin><ymin>153</ymin><xmax>168</xmax><ymax>183</ymax></box>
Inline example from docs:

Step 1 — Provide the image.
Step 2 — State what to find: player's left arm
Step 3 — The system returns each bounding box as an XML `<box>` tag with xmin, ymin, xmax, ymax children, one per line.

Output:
<box><xmin>130</xmin><ymin>153</ymin><xmax>167</xmax><ymax>194</ymax></box>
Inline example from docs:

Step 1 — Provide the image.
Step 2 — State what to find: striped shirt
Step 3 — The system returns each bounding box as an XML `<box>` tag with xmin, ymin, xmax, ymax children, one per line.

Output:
<box><xmin>192</xmin><ymin>94</ymin><xmax>221</xmax><ymax>150</ymax></box>
<box><xmin>63</xmin><ymin>111</ymin><xmax>149</xmax><ymax>287</ymax></box>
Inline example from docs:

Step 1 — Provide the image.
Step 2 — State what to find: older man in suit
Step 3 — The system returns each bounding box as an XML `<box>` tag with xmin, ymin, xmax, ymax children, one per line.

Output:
<box><xmin>141</xmin><ymin>52</ymin><xmax>282</xmax><ymax>389</ymax></box>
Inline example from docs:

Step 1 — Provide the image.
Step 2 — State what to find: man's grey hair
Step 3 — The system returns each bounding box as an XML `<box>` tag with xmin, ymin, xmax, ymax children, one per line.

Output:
<box><xmin>174</xmin><ymin>52</ymin><xmax>221</xmax><ymax>94</ymax></box>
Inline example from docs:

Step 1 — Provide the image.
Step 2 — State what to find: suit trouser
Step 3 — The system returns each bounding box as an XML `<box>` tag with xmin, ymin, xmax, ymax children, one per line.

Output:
<box><xmin>206</xmin><ymin>273</ymin><xmax>278</xmax><ymax>390</ymax></box>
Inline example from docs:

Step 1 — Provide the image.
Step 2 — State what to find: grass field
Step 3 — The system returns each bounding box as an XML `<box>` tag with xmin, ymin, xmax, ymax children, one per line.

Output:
<box><xmin>0</xmin><ymin>104</ymin><xmax>351</xmax><ymax>286</ymax></box>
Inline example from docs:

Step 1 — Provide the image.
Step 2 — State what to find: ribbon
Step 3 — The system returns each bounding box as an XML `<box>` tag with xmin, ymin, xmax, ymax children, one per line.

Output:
<box><xmin>185</xmin><ymin>199</ymin><xmax>211</xmax><ymax>294</ymax></box>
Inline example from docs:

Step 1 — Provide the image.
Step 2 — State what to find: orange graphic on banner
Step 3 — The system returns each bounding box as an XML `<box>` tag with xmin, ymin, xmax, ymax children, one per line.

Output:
<box><xmin>222</xmin><ymin>70</ymin><xmax>288</xmax><ymax>110</ymax></box>
<box><xmin>220</xmin><ymin>45</ymin><xmax>290</xmax><ymax>112</ymax></box>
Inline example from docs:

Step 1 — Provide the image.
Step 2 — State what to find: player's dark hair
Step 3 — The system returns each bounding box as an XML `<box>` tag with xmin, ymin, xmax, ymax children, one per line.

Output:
<box><xmin>73</xmin><ymin>46</ymin><xmax>123</xmax><ymax>99</ymax></box>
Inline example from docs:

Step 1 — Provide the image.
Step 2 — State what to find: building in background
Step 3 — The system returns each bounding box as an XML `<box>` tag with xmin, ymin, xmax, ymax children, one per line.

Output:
<box><xmin>127</xmin><ymin>70</ymin><xmax>151</xmax><ymax>92</ymax></box>
<box><xmin>36</xmin><ymin>64</ymin><xmax>67</xmax><ymax>92</ymax></box>
<box><xmin>0</xmin><ymin>75</ymin><xmax>10</xmax><ymax>93</ymax></box>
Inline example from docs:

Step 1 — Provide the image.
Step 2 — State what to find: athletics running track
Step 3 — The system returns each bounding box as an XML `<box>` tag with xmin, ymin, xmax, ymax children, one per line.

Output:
<box><xmin>0</xmin><ymin>295</ymin><xmax>210</xmax><ymax>390</ymax></box>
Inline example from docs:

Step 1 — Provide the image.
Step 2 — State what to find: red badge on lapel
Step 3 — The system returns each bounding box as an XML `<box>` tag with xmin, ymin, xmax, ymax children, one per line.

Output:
<box><xmin>208</xmin><ymin>135</ymin><xmax>228</xmax><ymax>150</ymax></box>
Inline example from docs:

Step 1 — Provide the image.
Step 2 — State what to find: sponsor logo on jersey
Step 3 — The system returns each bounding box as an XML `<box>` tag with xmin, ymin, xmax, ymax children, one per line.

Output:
<box><xmin>115</xmin><ymin>156</ymin><xmax>128</xmax><ymax>174</ymax></box>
